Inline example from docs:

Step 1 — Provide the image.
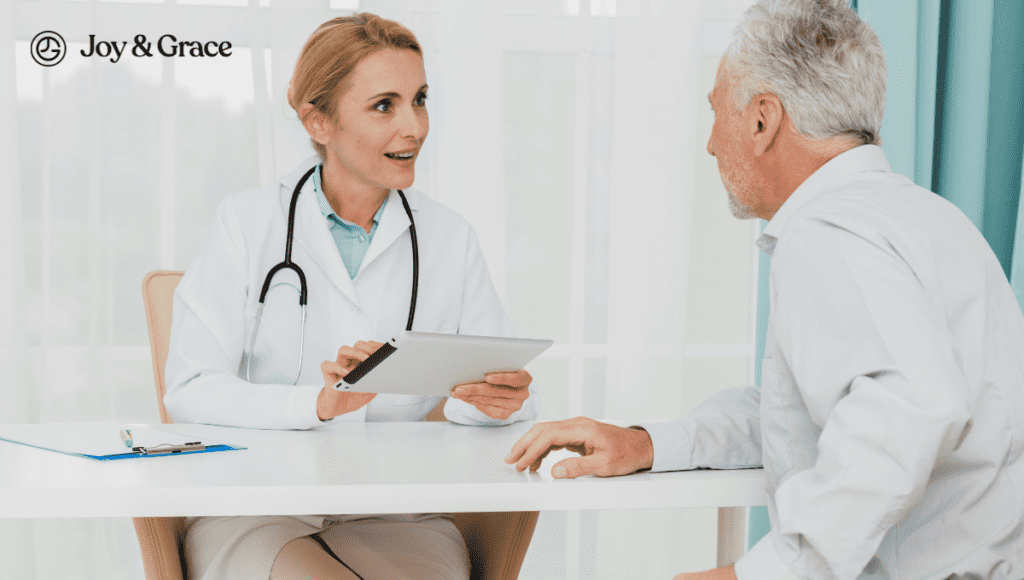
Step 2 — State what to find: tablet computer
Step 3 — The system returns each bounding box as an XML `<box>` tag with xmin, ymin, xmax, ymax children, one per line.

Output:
<box><xmin>332</xmin><ymin>331</ymin><xmax>553</xmax><ymax>397</ymax></box>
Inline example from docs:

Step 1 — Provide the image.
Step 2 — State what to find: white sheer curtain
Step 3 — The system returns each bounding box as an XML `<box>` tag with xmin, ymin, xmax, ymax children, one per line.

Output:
<box><xmin>2</xmin><ymin>0</ymin><xmax>758</xmax><ymax>577</ymax></box>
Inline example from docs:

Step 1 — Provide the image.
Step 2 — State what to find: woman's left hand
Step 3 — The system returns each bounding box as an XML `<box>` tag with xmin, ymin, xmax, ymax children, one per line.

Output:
<box><xmin>450</xmin><ymin>370</ymin><xmax>532</xmax><ymax>420</ymax></box>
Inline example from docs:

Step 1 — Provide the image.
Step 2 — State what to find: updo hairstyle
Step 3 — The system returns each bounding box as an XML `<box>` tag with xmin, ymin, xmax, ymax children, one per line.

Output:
<box><xmin>288</xmin><ymin>13</ymin><xmax>422</xmax><ymax>159</ymax></box>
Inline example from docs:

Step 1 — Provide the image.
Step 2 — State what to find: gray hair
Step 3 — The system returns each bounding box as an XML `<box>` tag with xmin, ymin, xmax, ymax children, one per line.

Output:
<box><xmin>725</xmin><ymin>0</ymin><xmax>887</xmax><ymax>145</ymax></box>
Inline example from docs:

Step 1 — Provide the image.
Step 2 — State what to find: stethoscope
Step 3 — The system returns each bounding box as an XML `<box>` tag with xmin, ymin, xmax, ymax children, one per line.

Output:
<box><xmin>245</xmin><ymin>164</ymin><xmax>419</xmax><ymax>384</ymax></box>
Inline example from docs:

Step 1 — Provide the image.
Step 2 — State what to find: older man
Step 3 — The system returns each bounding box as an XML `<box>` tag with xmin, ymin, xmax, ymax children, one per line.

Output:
<box><xmin>505</xmin><ymin>1</ymin><xmax>1024</xmax><ymax>579</ymax></box>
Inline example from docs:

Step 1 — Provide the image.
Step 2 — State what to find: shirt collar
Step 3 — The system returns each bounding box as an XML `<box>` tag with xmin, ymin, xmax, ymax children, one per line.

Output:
<box><xmin>756</xmin><ymin>144</ymin><xmax>892</xmax><ymax>255</ymax></box>
<box><xmin>313</xmin><ymin>163</ymin><xmax>388</xmax><ymax>228</ymax></box>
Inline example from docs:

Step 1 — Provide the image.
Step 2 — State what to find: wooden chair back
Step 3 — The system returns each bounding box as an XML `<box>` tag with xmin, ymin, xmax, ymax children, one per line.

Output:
<box><xmin>142</xmin><ymin>270</ymin><xmax>182</xmax><ymax>425</ymax></box>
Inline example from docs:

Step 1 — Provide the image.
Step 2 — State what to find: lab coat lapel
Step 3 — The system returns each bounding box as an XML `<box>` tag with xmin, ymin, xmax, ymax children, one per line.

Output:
<box><xmin>291</xmin><ymin>174</ymin><xmax>361</xmax><ymax>308</ymax></box>
<box><xmin>360</xmin><ymin>189</ymin><xmax>417</xmax><ymax>273</ymax></box>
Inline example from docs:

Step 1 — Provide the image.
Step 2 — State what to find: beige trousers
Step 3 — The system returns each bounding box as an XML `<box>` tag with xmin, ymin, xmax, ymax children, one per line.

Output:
<box><xmin>184</xmin><ymin>514</ymin><xmax>469</xmax><ymax>580</ymax></box>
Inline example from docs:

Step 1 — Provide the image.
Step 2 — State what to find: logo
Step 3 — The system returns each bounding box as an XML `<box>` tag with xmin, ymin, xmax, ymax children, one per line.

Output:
<box><xmin>30</xmin><ymin>31</ymin><xmax>234</xmax><ymax>65</ymax></box>
<box><xmin>30</xmin><ymin>31</ymin><xmax>66</xmax><ymax>67</ymax></box>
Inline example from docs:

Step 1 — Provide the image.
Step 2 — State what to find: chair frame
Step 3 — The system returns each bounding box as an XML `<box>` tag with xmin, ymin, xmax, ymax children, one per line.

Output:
<box><xmin>135</xmin><ymin>270</ymin><xmax>539</xmax><ymax>580</ymax></box>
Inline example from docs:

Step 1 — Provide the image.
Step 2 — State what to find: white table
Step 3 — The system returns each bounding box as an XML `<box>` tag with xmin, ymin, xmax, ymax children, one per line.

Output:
<box><xmin>0</xmin><ymin>421</ymin><xmax>766</xmax><ymax>563</ymax></box>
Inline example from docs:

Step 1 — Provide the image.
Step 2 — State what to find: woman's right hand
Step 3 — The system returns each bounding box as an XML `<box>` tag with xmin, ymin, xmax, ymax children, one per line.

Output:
<box><xmin>316</xmin><ymin>341</ymin><xmax>383</xmax><ymax>421</ymax></box>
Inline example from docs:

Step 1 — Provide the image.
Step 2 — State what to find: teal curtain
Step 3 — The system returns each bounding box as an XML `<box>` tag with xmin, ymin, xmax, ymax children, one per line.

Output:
<box><xmin>747</xmin><ymin>0</ymin><xmax>1024</xmax><ymax>551</ymax></box>
<box><xmin>748</xmin><ymin>245</ymin><xmax>772</xmax><ymax>549</ymax></box>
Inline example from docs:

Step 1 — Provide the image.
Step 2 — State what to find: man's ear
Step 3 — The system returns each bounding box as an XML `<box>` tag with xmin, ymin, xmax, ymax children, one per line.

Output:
<box><xmin>299</xmin><ymin>102</ymin><xmax>333</xmax><ymax>147</ymax></box>
<box><xmin>751</xmin><ymin>93</ymin><xmax>784</xmax><ymax>156</ymax></box>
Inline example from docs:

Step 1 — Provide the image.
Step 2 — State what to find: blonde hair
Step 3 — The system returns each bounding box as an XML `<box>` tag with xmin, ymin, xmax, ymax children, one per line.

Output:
<box><xmin>288</xmin><ymin>13</ymin><xmax>422</xmax><ymax>159</ymax></box>
<box><xmin>726</xmin><ymin>0</ymin><xmax>886</xmax><ymax>145</ymax></box>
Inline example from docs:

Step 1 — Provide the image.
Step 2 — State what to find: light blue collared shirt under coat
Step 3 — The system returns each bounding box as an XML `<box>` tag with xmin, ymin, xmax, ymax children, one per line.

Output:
<box><xmin>312</xmin><ymin>164</ymin><xmax>387</xmax><ymax>279</ymax></box>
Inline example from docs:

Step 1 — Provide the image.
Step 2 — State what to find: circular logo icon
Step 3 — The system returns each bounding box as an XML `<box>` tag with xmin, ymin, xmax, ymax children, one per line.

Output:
<box><xmin>31</xmin><ymin>31</ymin><xmax>66</xmax><ymax>67</ymax></box>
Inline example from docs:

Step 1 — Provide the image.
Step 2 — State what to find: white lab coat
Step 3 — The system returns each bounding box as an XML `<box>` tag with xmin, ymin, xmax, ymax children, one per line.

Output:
<box><xmin>162</xmin><ymin>156</ymin><xmax>538</xmax><ymax>580</ymax></box>
<box><xmin>164</xmin><ymin>155</ymin><xmax>538</xmax><ymax>428</ymax></box>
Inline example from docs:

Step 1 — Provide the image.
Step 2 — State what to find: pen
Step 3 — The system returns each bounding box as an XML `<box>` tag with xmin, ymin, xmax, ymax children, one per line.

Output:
<box><xmin>134</xmin><ymin>442</ymin><xmax>205</xmax><ymax>455</ymax></box>
<box><xmin>119</xmin><ymin>429</ymin><xmax>133</xmax><ymax>448</ymax></box>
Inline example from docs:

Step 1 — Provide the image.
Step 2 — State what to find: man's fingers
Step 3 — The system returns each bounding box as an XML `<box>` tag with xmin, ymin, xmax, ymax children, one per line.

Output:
<box><xmin>506</xmin><ymin>423</ymin><xmax>545</xmax><ymax>464</ymax></box>
<box><xmin>512</xmin><ymin>427</ymin><xmax>585</xmax><ymax>472</ymax></box>
<box><xmin>505</xmin><ymin>420</ymin><xmax>581</xmax><ymax>467</ymax></box>
<box><xmin>485</xmin><ymin>369</ymin><xmax>532</xmax><ymax>388</ymax></box>
<box><xmin>452</xmin><ymin>382</ymin><xmax>530</xmax><ymax>399</ymax></box>
<box><xmin>551</xmin><ymin>455</ymin><xmax>603</xmax><ymax>479</ymax></box>
<box><xmin>529</xmin><ymin>447</ymin><xmax>561</xmax><ymax>471</ymax></box>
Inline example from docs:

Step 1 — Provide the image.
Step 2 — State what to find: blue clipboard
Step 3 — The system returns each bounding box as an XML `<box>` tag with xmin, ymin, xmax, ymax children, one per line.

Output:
<box><xmin>0</xmin><ymin>421</ymin><xmax>245</xmax><ymax>461</ymax></box>
<box><xmin>79</xmin><ymin>444</ymin><xmax>243</xmax><ymax>461</ymax></box>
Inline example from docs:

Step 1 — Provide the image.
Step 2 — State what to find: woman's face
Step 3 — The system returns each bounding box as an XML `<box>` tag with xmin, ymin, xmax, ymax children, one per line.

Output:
<box><xmin>319</xmin><ymin>49</ymin><xmax>429</xmax><ymax>192</ymax></box>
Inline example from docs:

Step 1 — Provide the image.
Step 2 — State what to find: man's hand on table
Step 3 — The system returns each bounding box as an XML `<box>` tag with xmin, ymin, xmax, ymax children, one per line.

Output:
<box><xmin>504</xmin><ymin>417</ymin><xmax>654</xmax><ymax>478</ymax></box>
<box><xmin>674</xmin><ymin>566</ymin><xmax>737</xmax><ymax>580</ymax></box>
<box><xmin>450</xmin><ymin>370</ymin><xmax>532</xmax><ymax>420</ymax></box>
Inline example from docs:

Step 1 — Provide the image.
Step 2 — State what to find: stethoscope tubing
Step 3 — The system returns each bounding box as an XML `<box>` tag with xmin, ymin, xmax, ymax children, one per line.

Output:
<box><xmin>260</xmin><ymin>166</ymin><xmax>314</xmax><ymax>305</ymax></box>
<box><xmin>398</xmin><ymin>190</ymin><xmax>419</xmax><ymax>331</ymax></box>
<box><xmin>246</xmin><ymin>164</ymin><xmax>419</xmax><ymax>385</ymax></box>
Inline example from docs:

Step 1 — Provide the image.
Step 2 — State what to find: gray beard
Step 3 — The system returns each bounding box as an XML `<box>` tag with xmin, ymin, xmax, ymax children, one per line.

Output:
<box><xmin>727</xmin><ymin>189</ymin><xmax>757</xmax><ymax>219</ymax></box>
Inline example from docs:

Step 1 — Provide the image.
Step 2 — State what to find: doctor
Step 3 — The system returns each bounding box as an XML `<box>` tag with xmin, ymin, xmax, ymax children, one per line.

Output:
<box><xmin>163</xmin><ymin>13</ymin><xmax>536</xmax><ymax>580</ymax></box>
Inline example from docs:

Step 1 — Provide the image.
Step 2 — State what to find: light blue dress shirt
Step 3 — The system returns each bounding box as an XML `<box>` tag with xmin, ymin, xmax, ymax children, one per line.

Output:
<box><xmin>312</xmin><ymin>164</ymin><xmax>387</xmax><ymax>279</ymax></box>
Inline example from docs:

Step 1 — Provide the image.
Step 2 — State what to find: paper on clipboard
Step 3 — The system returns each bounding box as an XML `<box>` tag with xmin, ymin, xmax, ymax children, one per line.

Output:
<box><xmin>332</xmin><ymin>331</ymin><xmax>553</xmax><ymax>397</ymax></box>
<box><xmin>0</xmin><ymin>421</ymin><xmax>244</xmax><ymax>460</ymax></box>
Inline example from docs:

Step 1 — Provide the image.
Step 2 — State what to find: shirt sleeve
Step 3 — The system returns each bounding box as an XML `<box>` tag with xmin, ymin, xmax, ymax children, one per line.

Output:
<box><xmin>162</xmin><ymin>197</ymin><xmax>353</xmax><ymax>430</ymax></box>
<box><xmin>443</xmin><ymin>226</ymin><xmax>540</xmax><ymax>426</ymax></box>
<box><xmin>735</xmin><ymin>216</ymin><xmax>972</xmax><ymax>580</ymax></box>
<box><xmin>638</xmin><ymin>385</ymin><xmax>762</xmax><ymax>472</ymax></box>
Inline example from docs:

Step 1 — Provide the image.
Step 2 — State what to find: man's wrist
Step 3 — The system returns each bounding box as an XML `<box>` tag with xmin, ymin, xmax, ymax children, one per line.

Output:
<box><xmin>627</xmin><ymin>426</ymin><xmax>655</xmax><ymax>472</ymax></box>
